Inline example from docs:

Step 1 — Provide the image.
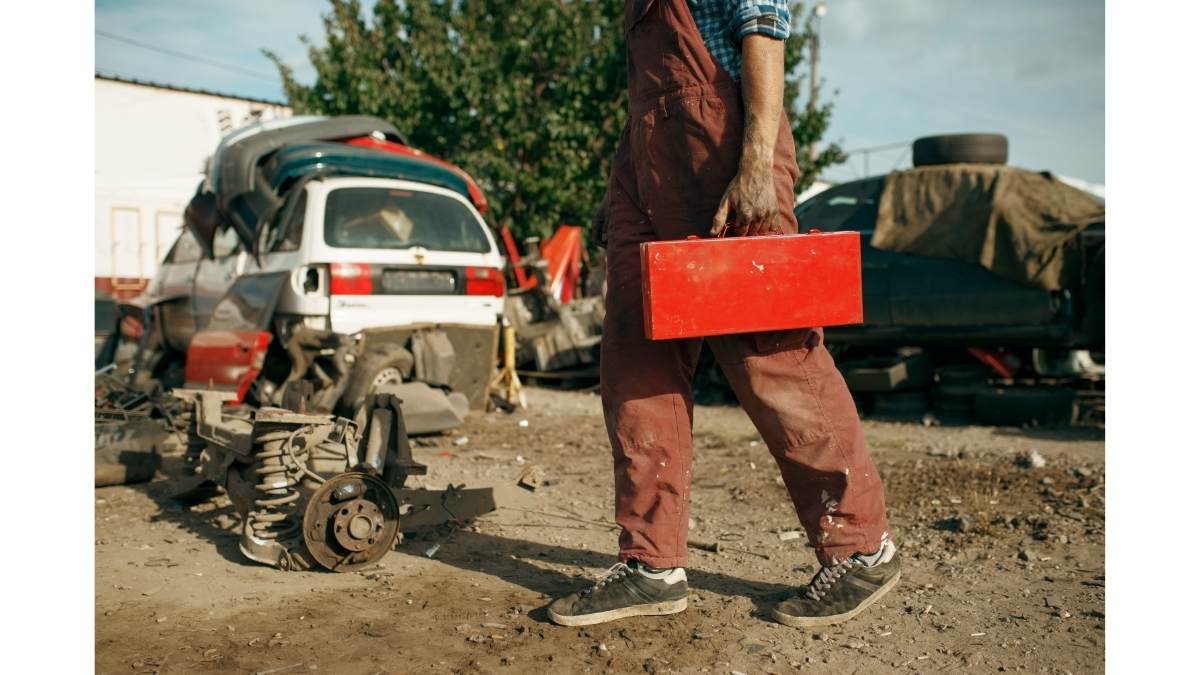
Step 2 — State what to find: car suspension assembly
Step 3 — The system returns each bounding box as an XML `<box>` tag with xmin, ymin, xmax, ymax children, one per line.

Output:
<box><xmin>172</xmin><ymin>389</ymin><xmax>494</xmax><ymax>571</ymax></box>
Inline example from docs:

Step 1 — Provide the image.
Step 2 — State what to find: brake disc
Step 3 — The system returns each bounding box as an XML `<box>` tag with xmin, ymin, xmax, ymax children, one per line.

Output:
<box><xmin>302</xmin><ymin>472</ymin><xmax>399</xmax><ymax>572</ymax></box>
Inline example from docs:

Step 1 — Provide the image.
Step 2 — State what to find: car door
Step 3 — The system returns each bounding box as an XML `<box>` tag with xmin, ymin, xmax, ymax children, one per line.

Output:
<box><xmin>154</xmin><ymin>229</ymin><xmax>204</xmax><ymax>352</ymax></box>
<box><xmin>191</xmin><ymin>225</ymin><xmax>247</xmax><ymax>330</ymax></box>
<box><xmin>157</xmin><ymin>229</ymin><xmax>202</xmax><ymax>300</ymax></box>
<box><xmin>254</xmin><ymin>186</ymin><xmax>329</xmax><ymax>322</ymax></box>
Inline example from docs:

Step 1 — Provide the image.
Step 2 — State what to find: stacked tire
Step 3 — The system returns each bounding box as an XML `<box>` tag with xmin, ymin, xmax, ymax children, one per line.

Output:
<box><xmin>912</xmin><ymin>133</ymin><xmax>1008</xmax><ymax>167</ymax></box>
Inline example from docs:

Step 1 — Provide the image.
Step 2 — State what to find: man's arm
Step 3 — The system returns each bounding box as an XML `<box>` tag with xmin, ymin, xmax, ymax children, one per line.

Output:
<box><xmin>711</xmin><ymin>34</ymin><xmax>786</xmax><ymax>236</ymax></box>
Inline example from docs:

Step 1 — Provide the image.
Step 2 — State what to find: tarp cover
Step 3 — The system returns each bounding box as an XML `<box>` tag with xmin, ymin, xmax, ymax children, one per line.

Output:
<box><xmin>871</xmin><ymin>164</ymin><xmax>1104</xmax><ymax>290</ymax></box>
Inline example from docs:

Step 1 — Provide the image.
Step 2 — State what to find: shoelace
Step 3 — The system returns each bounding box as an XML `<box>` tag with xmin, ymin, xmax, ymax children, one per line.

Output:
<box><xmin>805</xmin><ymin>558</ymin><xmax>862</xmax><ymax>601</ymax></box>
<box><xmin>581</xmin><ymin>562</ymin><xmax>633</xmax><ymax>597</ymax></box>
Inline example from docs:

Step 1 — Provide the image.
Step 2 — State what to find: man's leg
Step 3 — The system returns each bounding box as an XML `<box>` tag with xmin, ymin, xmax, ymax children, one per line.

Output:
<box><xmin>708</xmin><ymin>328</ymin><xmax>900</xmax><ymax>627</ymax></box>
<box><xmin>601</xmin><ymin>260</ymin><xmax>703</xmax><ymax>570</ymax></box>
<box><xmin>709</xmin><ymin>328</ymin><xmax>890</xmax><ymax>563</ymax></box>
<box><xmin>548</xmin><ymin>185</ymin><xmax>698</xmax><ymax>626</ymax></box>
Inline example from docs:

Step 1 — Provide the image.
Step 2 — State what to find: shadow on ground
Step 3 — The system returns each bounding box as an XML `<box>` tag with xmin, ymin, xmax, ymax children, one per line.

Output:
<box><xmin>129</xmin><ymin>455</ymin><xmax>796</xmax><ymax>623</ymax></box>
<box><xmin>393</xmin><ymin>530</ymin><xmax>795</xmax><ymax>623</ymax></box>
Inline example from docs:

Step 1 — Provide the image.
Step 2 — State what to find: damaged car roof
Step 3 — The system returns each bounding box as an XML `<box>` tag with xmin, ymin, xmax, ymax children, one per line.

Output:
<box><xmin>263</xmin><ymin>142</ymin><xmax>475</xmax><ymax>202</ymax></box>
<box><xmin>206</xmin><ymin>115</ymin><xmax>407</xmax><ymax>198</ymax></box>
<box><xmin>205</xmin><ymin>115</ymin><xmax>409</xmax><ymax>247</ymax></box>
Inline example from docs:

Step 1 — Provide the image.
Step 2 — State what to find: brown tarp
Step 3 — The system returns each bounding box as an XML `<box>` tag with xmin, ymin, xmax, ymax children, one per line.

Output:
<box><xmin>871</xmin><ymin>164</ymin><xmax>1104</xmax><ymax>290</ymax></box>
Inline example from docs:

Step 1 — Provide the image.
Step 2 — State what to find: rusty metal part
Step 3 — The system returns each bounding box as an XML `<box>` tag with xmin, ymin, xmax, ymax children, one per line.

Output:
<box><xmin>169</xmin><ymin>388</ymin><xmax>494</xmax><ymax>572</ymax></box>
<box><xmin>394</xmin><ymin>484</ymin><xmax>497</xmax><ymax>533</ymax></box>
<box><xmin>282</xmin><ymin>326</ymin><xmax>355</xmax><ymax>413</ymax></box>
<box><xmin>303</xmin><ymin>472</ymin><xmax>400</xmax><ymax>572</ymax></box>
<box><xmin>238</xmin><ymin>408</ymin><xmax>349</xmax><ymax>569</ymax></box>
<box><xmin>332</xmin><ymin>498</ymin><xmax>386</xmax><ymax>552</ymax></box>
<box><xmin>354</xmin><ymin>393</ymin><xmax>427</xmax><ymax>487</ymax></box>
<box><xmin>687</xmin><ymin>539</ymin><xmax>771</xmax><ymax>560</ymax></box>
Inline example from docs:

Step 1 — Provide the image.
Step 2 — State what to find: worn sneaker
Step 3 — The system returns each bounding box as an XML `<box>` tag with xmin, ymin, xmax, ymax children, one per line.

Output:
<box><xmin>548</xmin><ymin>561</ymin><xmax>688</xmax><ymax>627</ymax></box>
<box><xmin>771</xmin><ymin>543</ymin><xmax>901</xmax><ymax>628</ymax></box>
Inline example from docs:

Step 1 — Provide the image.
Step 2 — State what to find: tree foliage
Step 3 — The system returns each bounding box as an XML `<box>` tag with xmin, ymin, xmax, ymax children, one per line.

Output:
<box><xmin>268</xmin><ymin>1</ymin><xmax>843</xmax><ymax>240</ymax></box>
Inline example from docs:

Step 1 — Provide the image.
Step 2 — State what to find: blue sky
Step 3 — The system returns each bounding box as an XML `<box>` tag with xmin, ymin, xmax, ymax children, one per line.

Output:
<box><xmin>95</xmin><ymin>0</ymin><xmax>1104</xmax><ymax>183</ymax></box>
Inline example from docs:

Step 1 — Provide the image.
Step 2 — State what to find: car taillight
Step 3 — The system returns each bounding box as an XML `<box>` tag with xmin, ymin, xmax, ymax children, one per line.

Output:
<box><xmin>330</xmin><ymin>263</ymin><xmax>373</xmax><ymax>295</ymax></box>
<box><xmin>464</xmin><ymin>266</ymin><xmax>505</xmax><ymax>297</ymax></box>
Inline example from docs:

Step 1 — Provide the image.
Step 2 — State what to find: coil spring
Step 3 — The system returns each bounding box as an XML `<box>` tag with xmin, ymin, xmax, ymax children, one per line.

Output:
<box><xmin>249</xmin><ymin>424</ymin><xmax>310</xmax><ymax>542</ymax></box>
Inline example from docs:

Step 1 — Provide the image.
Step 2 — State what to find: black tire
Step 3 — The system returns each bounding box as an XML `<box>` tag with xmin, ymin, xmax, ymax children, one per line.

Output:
<box><xmin>912</xmin><ymin>133</ymin><xmax>1008</xmax><ymax>167</ymax></box>
<box><xmin>974</xmin><ymin>386</ymin><xmax>1074</xmax><ymax>426</ymax></box>
<box><xmin>339</xmin><ymin>343</ymin><xmax>414</xmax><ymax>412</ymax></box>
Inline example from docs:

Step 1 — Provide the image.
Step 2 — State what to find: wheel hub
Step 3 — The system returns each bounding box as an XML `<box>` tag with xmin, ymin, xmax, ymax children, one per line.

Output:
<box><xmin>331</xmin><ymin>498</ymin><xmax>385</xmax><ymax>552</ymax></box>
<box><xmin>303</xmin><ymin>472</ymin><xmax>399</xmax><ymax>571</ymax></box>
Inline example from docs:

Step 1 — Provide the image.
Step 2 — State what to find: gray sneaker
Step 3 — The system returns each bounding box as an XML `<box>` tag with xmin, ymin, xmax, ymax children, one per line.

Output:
<box><xmin>548</xmin><ymin>561</ymin><xmax>688</xmax><ymax>627</ymax></box>
<box><xmin>771</xmin><ymin>543</ymin><xmax>901</xmax><ymax>628</ymax></box>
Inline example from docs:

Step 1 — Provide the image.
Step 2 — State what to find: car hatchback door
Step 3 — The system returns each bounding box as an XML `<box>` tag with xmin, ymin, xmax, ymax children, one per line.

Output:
<box><xmin>310</xmin><ymin>179</ymin><xmax>506</xmax><ymax>335</ymax></box>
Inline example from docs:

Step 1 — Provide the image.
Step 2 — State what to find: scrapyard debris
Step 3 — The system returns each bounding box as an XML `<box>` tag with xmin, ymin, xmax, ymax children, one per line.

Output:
<box><xmin>370</xmin><ymin>382</ymin><xmax>468</xmax><ymax>435</ymax></box>
<box><xmin>169</xmin><ymin>388</ymin><xmax>495</xmax><ymax>572</ymax></box>
<box><xmin>1017</xmin><ymin>449</ymin><xmax>1048</xmax><ymax>469</ymax></box>
<box><xmin>95</xmin><ymin>364</ymin><xmax>191</xmax><ymax>487</ymax></box>
<box><xmin>934</xmin><ymin>515</ymin><xmax>973</xmax><ymax>533</ymax></box>
<box><xmin>95</xmin><ymin>418</ymin><xmax>169</xmax><ymax>487</ymax></box>
<box><xmin>489</xmin><ymin>324</ymin><xmax>528</xmax><ymax>411</ymax></box>
<box><xmin>686</xmin><ymin>539</ymin><xmax>771</xmax><ymax>560</ymax></box>
<box><xmin>501</xmin><ymin>225</ymin><xmax>605</xmax><ymax>383</ymax></box>
<box><xmin>95</xmin><ymin>364</ymin><xmax>185</xmax><ymax>426</ymax></box>
<box><xmin>517</xmin><ymin>465</ymin><xmax>548</xmax><ymax>491</ymax></box>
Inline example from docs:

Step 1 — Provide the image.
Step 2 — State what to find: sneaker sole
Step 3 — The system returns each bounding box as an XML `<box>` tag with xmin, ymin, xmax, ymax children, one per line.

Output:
<box><xmin>548</xmin><ymin>598</ymin><xmax>688</xmax><ymax>627</ymax></box>
<box><xmin>770</xmin><ymin>570</ymin><xmax>901</xmax><ymax>629</ymax></box>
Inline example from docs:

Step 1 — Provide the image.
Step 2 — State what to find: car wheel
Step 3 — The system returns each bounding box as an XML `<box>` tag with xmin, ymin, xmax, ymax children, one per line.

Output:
<box><xmin>339</xmin><ymin>343</ymin><xmax>415</xmax><ymax>412</ymax></box>
<box><xmin>912</xmin><ymin>133</ymin><xmax>1008</xmax><ymax>167</ymax></box>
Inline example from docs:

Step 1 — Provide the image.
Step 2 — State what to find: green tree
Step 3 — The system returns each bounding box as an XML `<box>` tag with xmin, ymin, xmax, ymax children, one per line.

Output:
<box><xmin>785</xmin><ymin>4</ymin><xmax>848</xmax><ymax>192</ymax></box>
<box><xmin>268</xmin><ymin>1</ymin><xmax>843</xmax><ymax>241</ymax></box>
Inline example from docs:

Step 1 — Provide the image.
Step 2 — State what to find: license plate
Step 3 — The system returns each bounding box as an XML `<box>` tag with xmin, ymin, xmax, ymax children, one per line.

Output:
<box><xmin>380</xmin><ymin>269</ymin><xmax>457</xmax><ymax>294</ymax></box>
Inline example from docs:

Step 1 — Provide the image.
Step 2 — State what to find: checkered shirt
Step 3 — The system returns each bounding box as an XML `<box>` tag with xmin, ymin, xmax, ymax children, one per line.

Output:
<box><xmin>688</xmin><ymin>1</ymin><xmax>792</xmax><ymax>81</ymax></box>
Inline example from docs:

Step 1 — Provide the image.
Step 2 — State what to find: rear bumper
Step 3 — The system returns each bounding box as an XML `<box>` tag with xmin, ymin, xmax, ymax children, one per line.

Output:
<box><xmin>329</xmin><ymin>295</ymin><xmax>502</xmax><ymax>334</ymax></box>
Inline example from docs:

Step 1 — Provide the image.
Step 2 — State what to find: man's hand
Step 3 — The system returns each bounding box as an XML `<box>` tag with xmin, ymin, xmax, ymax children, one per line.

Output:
<box><xmin>711</xmin><ymin>33</ymin><xmax>786</xmax><ymax>237</ymax></box>
<box><xmin>712</xmin><ymin>159</ymin><xmax>778</xmax><ymax>236</ymax></box>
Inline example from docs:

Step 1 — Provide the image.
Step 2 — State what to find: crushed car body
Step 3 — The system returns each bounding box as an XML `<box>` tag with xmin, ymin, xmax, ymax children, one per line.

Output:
<box><xmin>97</xmin><ymin>115</ymin><xmax>506</xmax><ymax>431</ymax></box>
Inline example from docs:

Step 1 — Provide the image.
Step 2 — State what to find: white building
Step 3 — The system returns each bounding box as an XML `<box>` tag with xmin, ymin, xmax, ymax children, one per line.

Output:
<box><xmin>95</xmin><ymin>74</ymin><xmax>291</xmax><ymax>297</ymax></box>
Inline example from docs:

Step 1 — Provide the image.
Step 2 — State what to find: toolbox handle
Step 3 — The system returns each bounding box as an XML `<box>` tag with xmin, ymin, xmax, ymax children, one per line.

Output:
<box><xmin>686</xmin><ymin>224</ymin><xmax>818</xmax><ymax>241</ymax></box>
<box><xmin>686</xmin><ymin>223</ymin><xmax>734</xmax><ymax>241</ymax></box>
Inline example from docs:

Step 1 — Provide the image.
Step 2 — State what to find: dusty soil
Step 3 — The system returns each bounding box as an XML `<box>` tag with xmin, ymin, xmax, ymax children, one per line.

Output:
<box><xmin>96</xmin><ymin>387</ymin><xmax>1104</xmax><ymax>674</ymax></box>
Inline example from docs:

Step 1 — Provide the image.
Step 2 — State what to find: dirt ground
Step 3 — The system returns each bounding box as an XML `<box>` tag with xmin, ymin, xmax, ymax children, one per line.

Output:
<box><xmin>95</xmin><ymin>386</ymin><xmax>1104</xmax><ymax>674</ymax></box>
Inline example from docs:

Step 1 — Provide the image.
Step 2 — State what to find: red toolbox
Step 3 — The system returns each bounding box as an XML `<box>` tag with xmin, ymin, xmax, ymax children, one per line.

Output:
<box><xmin>640</xmin><ymin>230</ymin><xmax>863</xmax><ymax>340</ymax></box>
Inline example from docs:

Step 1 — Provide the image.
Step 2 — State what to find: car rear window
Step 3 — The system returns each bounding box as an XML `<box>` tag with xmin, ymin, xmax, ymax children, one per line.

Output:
<box><xmin>324</xmin><ymin>187</ymin><xmax>490</xmax><ymax>253</ymax></box>
<box><xmin>794</xmin><ymin>177</ymin><xmax>885</xmax><ymax>232</ymax></box>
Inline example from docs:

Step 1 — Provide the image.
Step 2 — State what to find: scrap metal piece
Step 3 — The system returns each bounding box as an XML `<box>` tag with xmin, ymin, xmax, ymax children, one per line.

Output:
<box><xmin>303</xmin><ymin>472</ymin><xmax>400</xmax><ymax>572</ymax></box>
<box><xmin>394</xmin><ymin>485</ymin><xmax>497</xmax><ymax>533</ymax></box>
<box><xmin>95</xmin><ymin>419</ymin><xmax>167</xmax><ymax>487</ymax></box>
<box><xmin>410</xmin><ymin>329</ymin><xmax>456</xmax><ymax>388</ymax></box>
<box><xmin>371</xmin><ymin>382</ymin><xmax>468</xmax><ymax>435</ymax></box>
<box><xmin>354</xmin><ymin>393</ymin><xmax>428</xmax><ymax>486</ymax></box>
<box><xmin>505</xmin><ymin>293</ymin><xmax>602</xmax><ymax>374</ymax></box>
<box><xmin>172</xmin><ymin>388</ymin><xmax>252</xmax><ymax>456</ymax></box>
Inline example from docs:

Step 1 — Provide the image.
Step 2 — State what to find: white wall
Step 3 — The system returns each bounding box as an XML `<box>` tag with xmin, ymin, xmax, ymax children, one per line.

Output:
<box><xmin>95</xmin><ymin>77</ymin><xmax>291</xmax><ymax>286</ymax></box>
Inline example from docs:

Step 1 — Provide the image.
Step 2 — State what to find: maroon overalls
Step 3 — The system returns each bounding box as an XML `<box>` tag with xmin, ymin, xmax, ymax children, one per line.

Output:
<box><xmin>601</xmin><ymin>0</ymin><xmax>892</xmax><ymax>568</ymax></box>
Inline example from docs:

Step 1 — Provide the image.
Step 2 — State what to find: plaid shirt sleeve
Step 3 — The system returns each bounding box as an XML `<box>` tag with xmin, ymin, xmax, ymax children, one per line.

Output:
<box><xmin>729</xmin><ymin>1</ymin><xmax>792</xmax><ymax>42</ymax></box>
